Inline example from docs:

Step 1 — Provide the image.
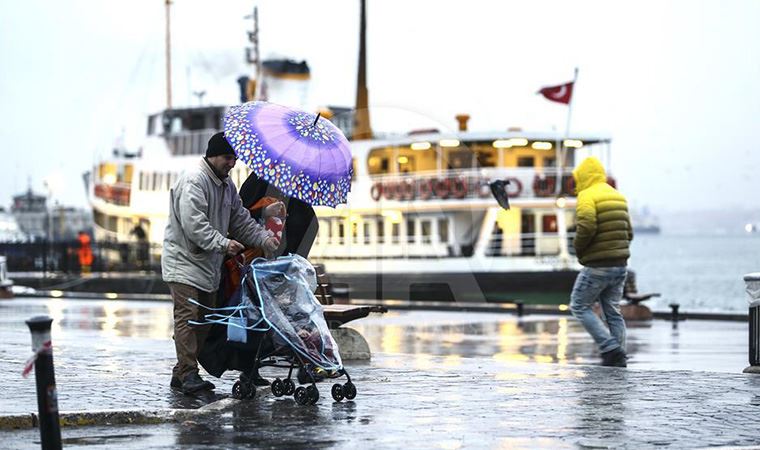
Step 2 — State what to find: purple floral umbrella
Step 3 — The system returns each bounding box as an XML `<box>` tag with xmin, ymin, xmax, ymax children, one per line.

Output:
<box><xmin>223</xmin><ymin>101</ymin><xmax>353</xmax><ymax>207</ymax></box>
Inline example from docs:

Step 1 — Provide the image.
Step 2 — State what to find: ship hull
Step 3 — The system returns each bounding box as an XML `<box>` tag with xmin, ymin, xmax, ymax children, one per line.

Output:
<box><xmin>328</xmin><ymin>269</ymin><xmax>579</xmax><ymax>304</ymax></box>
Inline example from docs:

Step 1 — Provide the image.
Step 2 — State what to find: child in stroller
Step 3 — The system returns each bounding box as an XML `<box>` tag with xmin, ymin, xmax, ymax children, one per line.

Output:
<box><xmin>197</xmin><ymin>254</ymin><xmax>357</xmax><ymax>405</ymax></box>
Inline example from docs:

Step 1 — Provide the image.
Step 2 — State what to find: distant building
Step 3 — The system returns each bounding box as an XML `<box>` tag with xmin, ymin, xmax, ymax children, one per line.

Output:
<box><xmin>0</xmin><ymin>210</ymin><xmax>28</xmax><ymax>242</ymax></box>
<box><xmin>11</xmin><ymin>188</ymin><xmax>93</xmax><ymax>242</ymax></box>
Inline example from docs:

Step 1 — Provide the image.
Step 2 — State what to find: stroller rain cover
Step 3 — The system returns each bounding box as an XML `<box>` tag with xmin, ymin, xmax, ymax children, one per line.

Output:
<box><xmin>246</xmin><ymin>254</ymin><xmax>343</xmax><ymax>372</ymax></box>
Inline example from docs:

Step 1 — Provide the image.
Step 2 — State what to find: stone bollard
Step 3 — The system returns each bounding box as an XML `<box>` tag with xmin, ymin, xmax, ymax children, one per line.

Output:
<box><xmin>25</xmin><ymin>316</ymin><xmax>61</xmax><ymax>450</ymax></box>
<box><xmin>743</xmin><ymin>273</ymin><xmax>760</xmax><ymax>374</ymax></box>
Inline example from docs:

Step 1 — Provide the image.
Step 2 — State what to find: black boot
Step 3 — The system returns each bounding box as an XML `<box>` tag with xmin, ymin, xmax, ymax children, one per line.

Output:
<box><xmin>170</xmin><ymin>375</ymin><xmax>182</xmax><ymax>389</ymax></box>
<box><xmin>182</xmin><ymin>373</ymin><xmax>215</xmax><ymax>394</ymax></box>
<box><xmin>601</xmin><ymin>348</ymin><xmax>627</xmax><ymax>367</ymax></box>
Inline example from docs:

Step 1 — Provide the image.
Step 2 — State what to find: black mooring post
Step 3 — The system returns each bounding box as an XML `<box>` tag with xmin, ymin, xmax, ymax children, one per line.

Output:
<box><xmin>26</xmin><ymin>316</ymin><xmax>61</xmax><ymax>450</ymax></box>
<box><xmin>669</xmin><ymin>303</ymin><xmax>680</xmax><ymax>322</ymax></box>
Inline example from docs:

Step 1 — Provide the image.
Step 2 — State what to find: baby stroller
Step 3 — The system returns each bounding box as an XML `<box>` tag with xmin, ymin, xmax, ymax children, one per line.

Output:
<box><xmin>196</xmin><ymin>254</ymin><xmax>356</xmax><ymax>405</ymax></box>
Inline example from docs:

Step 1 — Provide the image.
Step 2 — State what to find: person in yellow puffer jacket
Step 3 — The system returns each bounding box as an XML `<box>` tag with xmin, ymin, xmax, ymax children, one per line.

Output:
<box><xmin>569</xmin><ymin>156</ymin><xmax>633</xmax><ymax>367</ymax></box>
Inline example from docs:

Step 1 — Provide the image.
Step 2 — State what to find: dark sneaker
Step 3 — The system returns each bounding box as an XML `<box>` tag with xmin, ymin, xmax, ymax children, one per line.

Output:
<box><xmin>601</xmin><ymin>348</ymin><xmax>628</xmax><ymax>367</ymax></box>
<box><xmin>182</xmin><ymin>373</ymin><xmax>214</xmax><ymax>394</ymax></box>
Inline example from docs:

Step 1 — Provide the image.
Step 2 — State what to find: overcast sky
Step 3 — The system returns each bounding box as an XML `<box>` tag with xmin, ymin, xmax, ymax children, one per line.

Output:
<box><xmin>2</xmin><ymin>0</ymin><xmax>759</xmax><ymax>214</ymax></box>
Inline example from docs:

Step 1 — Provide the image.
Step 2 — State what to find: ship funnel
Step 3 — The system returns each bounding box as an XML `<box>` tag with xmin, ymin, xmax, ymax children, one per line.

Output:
<box><xmin>353</xmin><ymin>0</ymin><xmax>373</xmax><ymax>140</ymax></box>
<box><xmin>455</xmin><ymin>114</ymin><xmax>470</xmax><ymax>132</ymax></box>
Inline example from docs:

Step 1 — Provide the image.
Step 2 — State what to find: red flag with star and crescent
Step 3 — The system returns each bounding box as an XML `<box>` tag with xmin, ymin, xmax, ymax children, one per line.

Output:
<box><xmin>537</xmin><ymin>81</ymin><xmax>574</xmax><ymax>104</ymax></box>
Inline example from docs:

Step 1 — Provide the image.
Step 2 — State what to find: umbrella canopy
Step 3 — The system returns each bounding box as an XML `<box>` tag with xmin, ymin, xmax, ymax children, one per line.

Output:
<box><xmin>224</xmin><ymin>101</ymin><xmax>353</xmax><ymax>207</ymax></box>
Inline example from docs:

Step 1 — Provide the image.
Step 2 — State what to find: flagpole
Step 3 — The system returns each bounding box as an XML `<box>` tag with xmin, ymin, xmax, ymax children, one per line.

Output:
<box><xmin>556</xmin><ymin>67</ymin><xmax>579</xmax><ymax>194</ymax></box>
<box><xmin>555</xmin><ymin>67</ymin><xmax>578</xmax><ymax>267</ymax></box>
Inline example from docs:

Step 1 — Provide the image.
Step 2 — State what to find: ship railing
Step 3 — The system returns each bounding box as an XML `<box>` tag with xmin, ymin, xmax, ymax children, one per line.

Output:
<box><xmin>164</xmin><ymin>129</ymin><xmax>217</xmax><ymax>156</ymax></box>
<box><xmin>93</xmin><ymin>182</ymin><xmax>131</xmax><ymax>206</ymax></box>
<box><xmin>310</xmin><ymin>231</ymin><xmax>577</xmax><ymax>259</ymax></box>
<box><xmin>367</xmin><ymin>167</ymin><xmax>579</xmax><ymax>200</ymax></box>
<box><xmin>486</xmin><ymin>231</ymin><xmax>577</xmax><ymax>257</ymax></box>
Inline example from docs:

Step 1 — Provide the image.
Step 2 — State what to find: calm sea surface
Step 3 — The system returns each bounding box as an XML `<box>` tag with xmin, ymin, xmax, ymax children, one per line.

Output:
<box><xmin>628</xmin><ymin>233</ymin><xmax>760</xmax><ymax>312</ymax></box>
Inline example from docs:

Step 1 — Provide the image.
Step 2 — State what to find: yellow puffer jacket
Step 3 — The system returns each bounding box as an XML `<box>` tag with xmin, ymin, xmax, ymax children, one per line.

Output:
<box><xmin>571</xmin><ymin>157</ymin><xmax>633</xmax><ymax>267</ymax></box>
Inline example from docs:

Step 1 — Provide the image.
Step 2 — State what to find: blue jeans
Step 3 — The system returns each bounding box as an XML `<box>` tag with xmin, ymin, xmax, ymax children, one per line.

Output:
<box><xmin>570</xmin><ymin>266</ymin><xmax>628</xmax><ymax>354</ymax></box>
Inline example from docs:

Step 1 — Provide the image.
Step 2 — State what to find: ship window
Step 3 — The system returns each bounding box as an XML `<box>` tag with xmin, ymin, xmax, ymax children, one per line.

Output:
<box><xmin>377</xmin><ymin>218</ymin><xmax>385</xmax><ymax>243</ymax></box>
<box><xmin>351</xmin><ymin>221</ymin><xmax>360</xmax><ymax>244</ymax></box>
<box><xmin>447</xmin><ymin>150</ymin><xmax>473</xmax><ymax>169</ymax></box>
<box><xmin>165</xmin><ymin>172</ymin><xmax>172</xmax><ymax>190</ymax></box>
<box><xmin>406</xmin><ymin>219</ymin><xmax>415</xmax><ymax>244</ymax></box>
<box><xmin>438</xmin><ymin>218</ymin><xmax>449</xmax><ymax>243</ymax></box>
<box><xmin>543</xmin><ymin>157</ymin><xmax>556</xmax><ymax>168</ymax></box>
<box><xmin>363</xmin><ymin>221</ymin><xmax>370</xmax><ymax>244</ymax></box>
<box><xmin>517</xmin><ymin>157</ymin><xmax>535</xmax><ymax>167</ymax></box>
<box><xmin>391</xmin><ymin>222</ymin><xmax>400</xmax><ymax>244</ymax></box>
<box><xmin>399</xmin><ymin>156</ymin><xmax>415</xmax><ymax>173</ymax></box>
<box><xmin>475</xmin><ymin>148</ymin><xmax>496</xmax><ymax>167</ymax></box>
<box><xmin>421</xmin><ymin>220</ymin><xmax>432</xmax><ymax>244</ymax></box>
<box><xmin>337</xmin><ymin>221</ymin><xmax>345</xmax><ymax>243</ymax></box>
<box><xmin>542</xmin><ymin>214</ymin><xmax>558</xmax><ymax>233</ymax></box>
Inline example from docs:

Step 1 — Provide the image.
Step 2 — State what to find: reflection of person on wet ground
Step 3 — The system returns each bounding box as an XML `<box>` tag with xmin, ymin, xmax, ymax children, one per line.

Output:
<box><xmin>568</xmin><ymin>157</ymin><xmax>633</xmax><ymax>367</ymax></box>
<box><xmin>199</xmin><ymin>172</ymin><xmax>319</xmax><ymax>386</ymax></box>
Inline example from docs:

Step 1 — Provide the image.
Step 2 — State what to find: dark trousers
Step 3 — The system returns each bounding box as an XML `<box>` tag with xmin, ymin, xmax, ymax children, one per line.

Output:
<box><xmin>168</xmin><ymin>282</ymin><xmax>218</xmax><ymax>380</ymax></box>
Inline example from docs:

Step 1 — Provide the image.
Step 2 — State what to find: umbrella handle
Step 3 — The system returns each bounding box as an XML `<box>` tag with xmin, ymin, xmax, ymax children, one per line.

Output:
<box><xmin>312</xmin><ymin>112</ymin><xmax>321</xmax><ymax>127</ymax></box>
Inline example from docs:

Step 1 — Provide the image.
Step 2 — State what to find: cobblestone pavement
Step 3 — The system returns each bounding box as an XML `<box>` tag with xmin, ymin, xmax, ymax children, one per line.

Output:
<box><xmin>1</xmin><ymin>298</ymin><xmax>759</xmax><ymax>449</ymax></box>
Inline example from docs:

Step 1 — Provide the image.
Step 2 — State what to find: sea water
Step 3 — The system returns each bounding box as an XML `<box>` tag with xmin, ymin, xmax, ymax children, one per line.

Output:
<box><xmin>629</xmin><ymin>233</ymin><xmax>760</xmax><ymax>312</ymax></box>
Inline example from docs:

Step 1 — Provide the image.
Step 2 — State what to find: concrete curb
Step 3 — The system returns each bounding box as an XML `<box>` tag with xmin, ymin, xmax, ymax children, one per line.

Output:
<box><xmin>0</xmin><ymin>393</ymin><xmax>263</xmax><ymax>430</ymax></box>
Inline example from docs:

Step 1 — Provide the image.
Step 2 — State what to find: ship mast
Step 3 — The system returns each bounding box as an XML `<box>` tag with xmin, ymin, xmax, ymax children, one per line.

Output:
<box><xmin>244</xmin><ymin>6</ymin><xmax>262</xmax><ymax>101</ymax></box>
<box><xmin>165</xmin><ymin>0</ymin><xmax>173</xmax><ymax>109</ymax></box>
<box><xmin>353</xmin><ymin>0</ymin><xmax>373</xmax><ymax>140</ymax></box>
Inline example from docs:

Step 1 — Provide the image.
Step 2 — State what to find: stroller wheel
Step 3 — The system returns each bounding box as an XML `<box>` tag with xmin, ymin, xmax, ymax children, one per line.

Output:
<box><xmin>283</xmin><ymin>379</ymin><xmax>296</xmax><ymax>395</ymax></box>
<box><xmin>232</xmin><ymin>381</ymin><xmax>250</xmax><ymax>400</ymax></box>
<box><xmin>306</xmin><ymin>385</ymin><xmax>319</xmax><ymax>405</ymax></box>
<box><xmin>331</xmin><ymin>383</ymin><xmax>344</xmax><ymax>402</ymax></box>
<box><xmin>343</xmin><ymin>382</ymin><xmax>357</xmax><ymax>400</ymax></box>
<box><xmin>294</xmin><ymin>386</ymin><xmax>309</xmax><ymax>405</ymax></box>
<box><xmin>271</xmin><ymin>378</ymin><xmax>285</xmax><ymax>397</ymax></box>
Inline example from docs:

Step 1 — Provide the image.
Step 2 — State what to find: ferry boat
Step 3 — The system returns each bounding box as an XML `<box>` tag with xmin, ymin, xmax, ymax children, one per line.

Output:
<box><xmin>86</xmin><ymin>101</ymin><xmax>614</xmax><ymax>304</ymax></box>
<box><xmin>85</xmin><ymin>1</ymin><xmax>617</xmax><ymax>304</ymax></box>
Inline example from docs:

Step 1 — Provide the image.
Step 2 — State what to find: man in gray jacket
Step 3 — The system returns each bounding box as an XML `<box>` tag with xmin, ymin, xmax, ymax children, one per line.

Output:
<box><xmin>162</xmin><ymin>132</ymin><xmax>280</xmax><ymax>394</ymax></box>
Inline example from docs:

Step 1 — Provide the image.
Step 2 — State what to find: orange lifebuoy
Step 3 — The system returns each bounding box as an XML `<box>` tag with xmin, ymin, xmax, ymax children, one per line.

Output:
<box><xmin>433</xmin><ymin>178</ymin><xmax>451</xmax><ymax>199</ymax></box>
<box><xmin>383</xmin><ymin>182</ymin><xmax>396</xmax><ymax>200</ymax></box>
<box><xmin>532</xmin><ymin>175</ymin><xmax>556</xmax><ymax>197</ymax></box>
<box><xmin>399</xmin><ymin>179</ymin><xmax>415</xmax><ymax>201</ymax></box>
<box><xmin>450</xmin><ymin>178</ymin><xmax>468</xmax><ymax>199</ymax></box>
<box><xmin>370</xmin><ymin>182</ymin><xmax>383</xmax><ymax>201</ymax></box>
<box><xmin>418</xmin><ymin>179</ymin><xmax>433</xmax><ymax>200</ymax></box>
<box><xmin>505</xmin><ymin>177</ymin><xmax>523</xmax><ymax>198</ymax></box>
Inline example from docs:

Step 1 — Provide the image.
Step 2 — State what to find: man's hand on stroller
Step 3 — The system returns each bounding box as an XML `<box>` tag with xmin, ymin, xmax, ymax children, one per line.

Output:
<box><xmin>226</xmin><ymin>239</ymin><xmax>245</xmax><ymax>256</ymax></box>
<box><xmin>262</xmin><ymin>236</ymin><xmax>280</xmax><ymax>258</ymax></box>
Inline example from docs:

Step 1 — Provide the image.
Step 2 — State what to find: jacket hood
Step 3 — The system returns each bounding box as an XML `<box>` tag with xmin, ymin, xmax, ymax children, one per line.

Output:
<box><xmin>572</xmin><ymin>157</ymin><xmax>607</xmax><ymax>192</ymax></box>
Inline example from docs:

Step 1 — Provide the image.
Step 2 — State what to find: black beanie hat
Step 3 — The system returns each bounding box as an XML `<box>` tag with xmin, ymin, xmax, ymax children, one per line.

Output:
<box><xmin>205</xmin><ymin>132</ymin><xmax>236</xmax><ymax>158</ymax></box>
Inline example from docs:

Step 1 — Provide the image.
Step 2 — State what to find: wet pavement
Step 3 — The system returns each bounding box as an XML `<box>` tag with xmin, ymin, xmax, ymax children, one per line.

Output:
<box><xmin>1</xmin><ymin>298</ymin><xmax>759</xmax><ymax>449</ymax></box>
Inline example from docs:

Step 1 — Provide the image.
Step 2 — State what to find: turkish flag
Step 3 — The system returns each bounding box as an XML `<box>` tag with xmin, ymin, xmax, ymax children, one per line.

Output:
<box><xmin>538</xmin><ymin>81</ymin><xmax>574</xmax><ymax>104</ymax></box>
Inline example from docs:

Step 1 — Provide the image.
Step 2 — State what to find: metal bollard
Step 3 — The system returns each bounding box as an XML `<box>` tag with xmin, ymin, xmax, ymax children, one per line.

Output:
<box><xmin>515</xmin><ymin>302</ymin><xmax>524</xmax><ymax>318</ymax></box>
<box><xmin>669</xmin><ymin>303</ymin><xmax>681</xmax><ymax>322</ymax></box>
<box><xmin>26</xmin><ymin>316</ymin><xmax>62</xmax><ymax>450</ymax></box>
<box><xmin>743</xmin><ymin>273</ymin><xmax>760</xmax><ymax>374</ymax></box>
